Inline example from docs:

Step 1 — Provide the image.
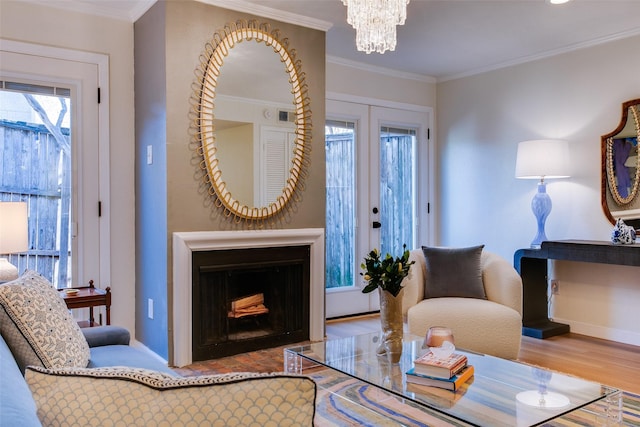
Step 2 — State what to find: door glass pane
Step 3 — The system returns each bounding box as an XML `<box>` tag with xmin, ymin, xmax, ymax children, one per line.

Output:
<box><xmin>325</xmin><ymin>120</ymin><xmax>356</xmax><ymax>289</ymax></box>
<box><xmin>0</xmin><ymin>87</ymin><xmax>72</xmax><ymax>287</ymax></box>
<box><xmin>380</xmin><ymin>126</ymin><xmax>417</xmax><ymax>256</ymax></box>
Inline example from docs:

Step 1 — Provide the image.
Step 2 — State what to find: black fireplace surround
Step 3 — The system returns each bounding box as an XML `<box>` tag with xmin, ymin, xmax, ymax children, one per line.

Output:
<box><xmin>192</xmin><ymin>245</ymin><xmax>310</xmax><ymax>361</ymax></box>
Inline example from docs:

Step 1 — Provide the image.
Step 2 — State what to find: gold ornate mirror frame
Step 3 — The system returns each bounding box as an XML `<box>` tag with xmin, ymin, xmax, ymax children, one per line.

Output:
<box><xmin>601</xmin><ymin>98</ymin><xmax>640</xmax><ymax>226</ymax></box>
<box><xmin>192</xmin><ymin>20</ymin><xmax>311</xmax><ymax>224</ymax></box>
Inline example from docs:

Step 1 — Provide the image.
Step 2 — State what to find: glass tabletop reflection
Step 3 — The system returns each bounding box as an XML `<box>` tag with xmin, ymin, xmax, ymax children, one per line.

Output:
<box><xmin>285</xmin><ymin>332</ymin><xmax>620</xmax><ymax>427</ymax></box>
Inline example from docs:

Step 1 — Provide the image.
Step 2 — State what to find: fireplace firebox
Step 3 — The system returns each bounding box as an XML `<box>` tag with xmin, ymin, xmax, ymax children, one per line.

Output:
<box><xmin>192</xmin><ymin>245</ymin><xmax>310</xmax><ymax>361</ymax></box>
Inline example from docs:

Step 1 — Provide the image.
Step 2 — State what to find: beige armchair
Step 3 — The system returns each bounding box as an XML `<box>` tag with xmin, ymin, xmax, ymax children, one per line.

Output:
<box><xmin>401</xmin><ymin>249</ymin><xmax>523</xmax><ymax>360</ymax></box>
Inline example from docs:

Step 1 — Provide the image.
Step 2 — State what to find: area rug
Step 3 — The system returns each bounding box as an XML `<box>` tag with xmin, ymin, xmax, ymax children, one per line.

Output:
<box><xmin>310</xmin><ymin>369</ymin><xmax>467</xmax><ymax>426</ymax></box>
<box><xmin>309</xmin><ymin>368</ymin><xmax>640</xmax><ymax>427</ymax></box>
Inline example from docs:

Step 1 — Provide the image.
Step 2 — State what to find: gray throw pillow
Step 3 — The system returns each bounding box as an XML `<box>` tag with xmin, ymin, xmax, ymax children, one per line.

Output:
<box><xmin>421</xmin><ymin>245</ymin><xmax>487</xmax><ymax>299</ymax></box>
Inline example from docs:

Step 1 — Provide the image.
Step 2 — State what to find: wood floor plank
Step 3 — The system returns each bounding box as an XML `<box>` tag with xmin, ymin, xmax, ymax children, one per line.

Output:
<box><xmin>327</xmin><ymin>314</ymin><xmax>640</xmax><ymax>394</ymax></box>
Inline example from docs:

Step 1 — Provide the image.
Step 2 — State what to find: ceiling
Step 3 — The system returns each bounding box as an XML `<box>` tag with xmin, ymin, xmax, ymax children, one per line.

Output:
<box><xmin>20</xmin><ymin>0</ymin><xmax>640</xmax><ymax>81</ymax></box>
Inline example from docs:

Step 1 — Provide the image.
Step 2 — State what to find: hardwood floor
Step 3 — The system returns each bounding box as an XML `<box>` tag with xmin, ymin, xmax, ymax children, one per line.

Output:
<box><xmin>326</xmin><ymin>314</ymin><xmax>640</xmax><ymax>394</ymax></box>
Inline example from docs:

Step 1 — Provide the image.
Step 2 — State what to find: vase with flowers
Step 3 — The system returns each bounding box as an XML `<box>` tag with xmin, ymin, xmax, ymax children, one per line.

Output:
<box><xmin>361</xmin><ymin>244</ymin><xmax>414</xmax><ymax>363</ymax></box>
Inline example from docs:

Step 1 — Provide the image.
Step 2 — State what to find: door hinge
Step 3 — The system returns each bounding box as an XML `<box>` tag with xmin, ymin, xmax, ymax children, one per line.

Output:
<box><xmin>97</xmin><ymin>87</ymin><xmax>101</xmax><ymax>104</ymax></box>
<box><xmin>98</xmin><ymin>201</ymin><xmax>102</xmax><ymax>217</ymax></box>
<box><xmin>427</xmin><ymin>128</ymin><xmax>430</xmax><ymax>140</ymax></box>
<box><xmin>427</xmin><ymin>202</ymin><xmax>430</xmax><ymax>214</ymax></box>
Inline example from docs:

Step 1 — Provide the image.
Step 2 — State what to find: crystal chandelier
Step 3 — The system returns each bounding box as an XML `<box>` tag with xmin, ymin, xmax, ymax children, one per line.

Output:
<box><xmin>342</xmin><ymin>0</ymin><xmax>410</xmax><ymax>54</ymax></box>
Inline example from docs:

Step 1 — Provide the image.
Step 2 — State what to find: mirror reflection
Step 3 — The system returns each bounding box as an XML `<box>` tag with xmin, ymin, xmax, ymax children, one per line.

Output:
<box><xmin>214</xmin><ymin>41</ymin><xmax>296</xmax><ymax>207</ymax></box>
<box><xmin>602</xmin><ymin>99</ymin><xmax>640</xmax><ymax>228</ymax></box>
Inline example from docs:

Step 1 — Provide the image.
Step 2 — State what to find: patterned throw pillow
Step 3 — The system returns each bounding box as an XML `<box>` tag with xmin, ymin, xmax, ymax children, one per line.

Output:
<box><xmin>0</xmin><ymin>270</ymin><xmax>90</xmax><ymax>371</ymax></box>
<box><xmin>26</xmin><ymin>366</ymin><xmax>317</xmax><ymax>426</ymax></box>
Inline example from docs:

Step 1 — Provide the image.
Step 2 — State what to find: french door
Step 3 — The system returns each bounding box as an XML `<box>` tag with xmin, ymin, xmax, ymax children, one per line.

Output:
<box><xmin>0</xmin><ymin>44</ymin><xmax>105</xmax><ymax>288</ymax></box>
<box><xmin>325</xmin><ymin>99</ymin><xmax>431</xmax><ymax>318</ymax></box>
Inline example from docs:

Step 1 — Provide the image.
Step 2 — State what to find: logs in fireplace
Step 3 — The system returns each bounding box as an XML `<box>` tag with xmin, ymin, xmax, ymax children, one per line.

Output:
<box><xmin>192</xmin><ymin>245</ymin><xmax>310</xmax><ymax>361</ymax></box>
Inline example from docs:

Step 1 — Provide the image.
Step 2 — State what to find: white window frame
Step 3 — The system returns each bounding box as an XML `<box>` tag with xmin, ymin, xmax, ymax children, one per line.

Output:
<box><xmin>327</xmin><ymin>92</ymin><xmax>435</xmax><ymax>247</ymax></box>
<box><xmin>0</xmin><ymin>39</ymin><xmax>111</xmax><ymax>287</ymax></box>
<box><xmin>325</xmin><ymin>94</ymin><xmax>435</xmax><ymax>318</ymax></box>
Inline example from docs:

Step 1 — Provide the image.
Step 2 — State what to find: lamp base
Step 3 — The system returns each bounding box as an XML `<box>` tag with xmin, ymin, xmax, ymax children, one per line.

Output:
<box><xmin>530</xmin><ymin>181</ymin><xmax>552</xmax><ymax>249</ymax></box>
<box><xmin>0</xmin><ymin>257</ymin><xmax>19</xmax><ymax>283</ymax></box>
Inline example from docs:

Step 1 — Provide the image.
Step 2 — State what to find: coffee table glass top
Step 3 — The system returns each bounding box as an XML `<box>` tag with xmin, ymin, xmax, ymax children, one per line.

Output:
<box><xmin>285</xmin><ymin>332</ymin><xmax>620</xmax><ymax>427</ymax></box>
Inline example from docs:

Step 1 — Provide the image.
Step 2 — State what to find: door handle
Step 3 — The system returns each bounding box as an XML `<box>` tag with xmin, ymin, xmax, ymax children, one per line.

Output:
<box><xmin>372</xmin><ymin>221</ymin><xmax>382</xmax><ymax>229</ymax></box>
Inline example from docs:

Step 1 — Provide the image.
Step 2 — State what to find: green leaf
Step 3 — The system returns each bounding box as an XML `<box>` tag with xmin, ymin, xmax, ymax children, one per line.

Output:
<box><xmin>362</xmin><ymin>283</ymin><xmax>378</xmax><ymax>294</ymax></box>
<box><xmin>360</xmin><ymin>244</ymin><xmax>415</xmax><ymax>296</ymax></box>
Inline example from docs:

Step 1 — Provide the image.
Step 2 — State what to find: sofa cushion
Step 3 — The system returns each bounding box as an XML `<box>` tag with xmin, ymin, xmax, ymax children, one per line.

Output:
<box><xmin>421</xmin><ymin>245</ymin><xmax>486</xmax><ymax>299</ymax></box>
<box><xmin>0</xmin><ymin>270</ymin><xmax>90</xmax><ymax>372</ymax></box>
<box><xmin>82</xmin><ymin>325</ymin><xmax>130</xmax><ymax>347</ymax></box>
<box><xmin>88</xmin><ymin>345</ymin><xmax>177</xmax><ymax>375</ymax></box>
<box><xmin>26</xmin><ymin>366</ymin><xmax>316</xmax><ymax>427</ymax></box>
<box><xmin>0</xmin><ymin>334</ymin><xmax>42</xmax><ymax>427</ymax></box>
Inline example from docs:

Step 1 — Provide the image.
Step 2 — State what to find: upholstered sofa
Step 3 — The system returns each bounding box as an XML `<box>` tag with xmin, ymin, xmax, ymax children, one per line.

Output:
<box><xmin>1</xmin><ymin>325</ymin><xmax>168</xmax><ymax>426</ymax></box>
<box><xmin>401</xmin><ymin>247</ymin><xmax>523</xmax><ymax>360</ymax></box>
<box><xmin>0</xmin><ymin>271</ymin><xmax>316</xmax><ymax>426</ymax></box>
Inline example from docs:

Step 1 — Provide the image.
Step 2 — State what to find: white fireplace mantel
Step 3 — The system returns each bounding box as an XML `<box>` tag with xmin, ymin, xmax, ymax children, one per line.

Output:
<box><xmin>172</xmin><ymin>228</ymin><xmax>325</xmax><ymax>367</ymax></box>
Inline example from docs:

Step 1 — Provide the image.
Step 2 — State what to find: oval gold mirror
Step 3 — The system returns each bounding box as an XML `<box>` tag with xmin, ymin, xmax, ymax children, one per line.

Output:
<box><xmin>601</xmin><ymin>98</ymin><xmax>640</xmax><ymax>228</ymax></box>
<box><xmin>192</xmin><ymin>20</ymin><xmax>311</xmax><ymax>225</ymax></box>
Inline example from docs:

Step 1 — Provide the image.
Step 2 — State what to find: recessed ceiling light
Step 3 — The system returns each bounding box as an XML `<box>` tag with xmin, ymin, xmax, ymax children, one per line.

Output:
<box><xmin>549</xmin><ymin>0</ymin><xmax>571</xmax><ymax>4</ymax></box>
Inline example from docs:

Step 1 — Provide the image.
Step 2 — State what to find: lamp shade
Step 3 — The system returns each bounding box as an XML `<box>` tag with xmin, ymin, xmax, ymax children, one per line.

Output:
<box><xmin>0</xmin><ymin>202</ymin><xmax>28</xmax><ymax>254</ymax></box>
<box><xmin>515</xmin><ymin>139</ymin><xmax>571</xmax><ymax>180</ymax></box>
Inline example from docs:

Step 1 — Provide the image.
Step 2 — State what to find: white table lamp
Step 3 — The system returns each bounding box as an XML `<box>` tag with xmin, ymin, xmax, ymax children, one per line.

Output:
<box><xmin>515</xmin><ymin>140</ymin><xmax>570</xmax><ymax>249</ymax></box>
<box><xmin>0</xmin><ymin>202</ymin><xmax>28</xmax><ymax>282</ymax></box>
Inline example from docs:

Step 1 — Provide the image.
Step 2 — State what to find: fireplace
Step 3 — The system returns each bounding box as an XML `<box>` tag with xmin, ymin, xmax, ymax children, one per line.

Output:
<box><xmin>192</xmin><ymin>246</ymin><xmax>310</xmax><ymax>361</ymax></box>
<box><xmin>172</xmin><ymin>229</ymin><xmax>325</xmax><ymax>367</ymax></box>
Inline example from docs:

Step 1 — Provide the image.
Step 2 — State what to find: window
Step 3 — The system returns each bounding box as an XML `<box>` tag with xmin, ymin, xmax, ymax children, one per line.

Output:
<box><xmin>325</xmin><ymin>100</ymin><xmax>431</xmax><ymax>318</ymax></box>
<box><xmin>0</xmin><ymin>42</ymin><xmax>109</xmax><ymax>288</ymax></box>
<box><xmin>325</xmin><ymin>119</ymin><xmax>356</xmax><ymax>289</ymax></box>
<box><xmin>0</xmin><ymin>85</ymin><xmax>72</xmax><ymax>286</ymax></box>
<box><xmin>379</xmin><ymin>125</ymin><xmax>418</xmax><ymax>256</ymax></box>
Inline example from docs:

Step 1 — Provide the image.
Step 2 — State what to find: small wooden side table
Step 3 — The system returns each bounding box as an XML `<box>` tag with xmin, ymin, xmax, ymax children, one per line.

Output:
<box><xmin>59</xmin><ymin>280</ymin><xmax>111</xmax><ymax>327</ymax></box>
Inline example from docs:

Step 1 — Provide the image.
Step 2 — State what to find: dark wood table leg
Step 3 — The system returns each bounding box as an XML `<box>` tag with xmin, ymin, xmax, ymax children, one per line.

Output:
<box><xmin>515</xmin><ymin>249</ymin><xmax>570</xmax><ymax>339</ymax></box>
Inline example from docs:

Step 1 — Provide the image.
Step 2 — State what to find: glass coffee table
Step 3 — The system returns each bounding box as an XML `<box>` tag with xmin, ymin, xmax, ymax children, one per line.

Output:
<box><xmin>284</xmin><ymin>332</ymin><xmax>622</xmax><ymax>426</ymax></box>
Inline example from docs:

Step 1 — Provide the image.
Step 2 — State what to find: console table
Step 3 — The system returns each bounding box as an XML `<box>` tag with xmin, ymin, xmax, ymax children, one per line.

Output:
<box><xmin>514</xmin><ymin>240</ymin><xmax>640</xmax><ymax>339</ymax></box>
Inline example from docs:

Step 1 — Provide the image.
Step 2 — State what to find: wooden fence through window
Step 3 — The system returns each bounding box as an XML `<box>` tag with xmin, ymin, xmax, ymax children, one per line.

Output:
<box><xmin>0</xmin><ymin>119</ymin><xmax>70</xmax><ymax>287</ymax></box>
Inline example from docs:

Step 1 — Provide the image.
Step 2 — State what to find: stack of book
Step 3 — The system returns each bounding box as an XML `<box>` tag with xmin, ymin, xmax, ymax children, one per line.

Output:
<box><xmin>406</xmin><ymin>351</ymin><xmax>474</xmax><ymax>391</ymax></box>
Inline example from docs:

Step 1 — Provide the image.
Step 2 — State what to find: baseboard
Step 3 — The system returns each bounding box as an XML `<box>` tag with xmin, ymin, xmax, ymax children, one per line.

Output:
<box><xmin>130</xmin><ymin>339</ymin><xmax>170</xmax><ymax>367</ymax></box>
<box><xmin>326</xmin><ymin>312</ymin><xmax>380</xmax><ymax>322</ymax></box>
<box><xmin>552</xmin><ymin>317</ymin><xmax>640</xmax><ymax>347</ymax></box>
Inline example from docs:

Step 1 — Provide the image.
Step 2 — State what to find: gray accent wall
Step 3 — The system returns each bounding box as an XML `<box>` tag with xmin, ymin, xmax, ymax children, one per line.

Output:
<box><xmin>135</xmin><ymin>1</ymin><xmax>169</xmax><ymax>360</ymax></box>
<box><xmin>134</xmin><ymin>0</ymin><xmax>326</xmax><ymax>361</ymax></box>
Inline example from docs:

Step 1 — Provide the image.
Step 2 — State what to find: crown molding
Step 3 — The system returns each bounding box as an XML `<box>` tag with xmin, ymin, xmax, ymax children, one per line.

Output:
<box><xmin>439</xmin><ymin>26</ymin><xmax>640</xmax><ymax>83</ymax></box>
<box><xmin>327</xmin><ymin>55</ymin><xmax>436</xmax><ymax>84</ymax></box>
<box><xmin>11</xmin><ymin>0</ymin><xmax>331</xmax><ymax>28</ymax></box>
<box><xmin>15</xmin><ymin>0</ymin><xmax>155</xmax><ymax>22</ymax></box>
<box><xmin>128</xmin><ymin>0</ymin><xmax>157</xmax><ymax>21</ymax></box>
<box><xmin>197</xmin><ymin>0</ymin><xmax>332</xmax><ymax>32</ymax></box>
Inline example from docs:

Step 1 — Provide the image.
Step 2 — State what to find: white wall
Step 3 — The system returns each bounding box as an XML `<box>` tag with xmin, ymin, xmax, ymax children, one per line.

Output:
<box><xmin>0</xmin><ymin>1</ymin><xmax>136</xmax><ymax>334</ymax></box>
<box><xmin>437</xmin><ymin>35</ymin><xmax>640</xmax><ymax>345</ymax></box>
<box><xmin>327</xmin><ymin>59</ymin><xmax>436</xmax><ymax>108</ymax></box>
<box><xmin>216</xmin><ymin>124</ymin><xmax>253</xmax><ymax>203</ymax></box>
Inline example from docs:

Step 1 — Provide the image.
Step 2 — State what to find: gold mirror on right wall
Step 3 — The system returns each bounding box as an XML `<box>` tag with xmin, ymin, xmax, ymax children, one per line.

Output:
<box><xmin>602</xmin><ymin>98</ymin><xmax>640</xmax><ymax>229</ymax></box>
